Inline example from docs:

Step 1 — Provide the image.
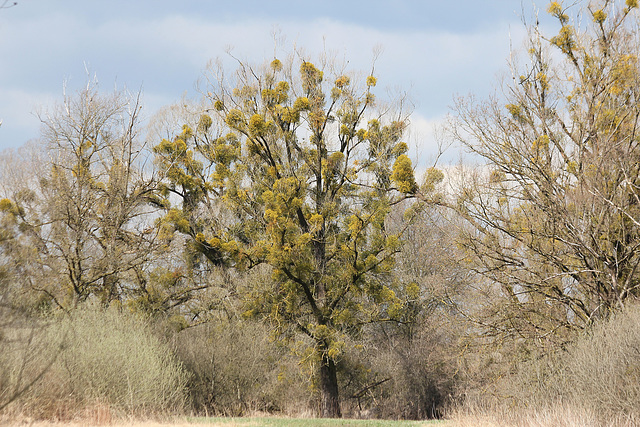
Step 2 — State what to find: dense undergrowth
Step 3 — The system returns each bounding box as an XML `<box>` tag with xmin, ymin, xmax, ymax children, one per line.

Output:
<box><xmin>448</xmin><ymin>303</ymin><xmax>640</xmax><ymax>426</ymax></box>
<box><xmin>4</xmin><ymin>301</ymin><xmax>640</xmax><ymax>425</ymax></box>
<box><xmin>0</xmin><ymin>301</ymin><xmax>459</xmax><ymax>422</ymax></box>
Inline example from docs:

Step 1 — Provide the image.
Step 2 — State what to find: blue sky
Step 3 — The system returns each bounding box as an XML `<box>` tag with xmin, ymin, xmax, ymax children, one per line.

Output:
<box><xmin>0</xmin><ymin>1</ymin><xmax>547</xmax><ymax>164</ymax></box>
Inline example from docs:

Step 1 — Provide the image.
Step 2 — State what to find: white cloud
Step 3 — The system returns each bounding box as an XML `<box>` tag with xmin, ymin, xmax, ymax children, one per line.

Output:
<box><xmin>0</xmin><ymin>88</ymin><xmax>57</xmax><ymax>147</ymax></box>
<box><xmin>0</xmin><ymin>7</ymin><xmax>526</xmax><ymax>149</ymax></box>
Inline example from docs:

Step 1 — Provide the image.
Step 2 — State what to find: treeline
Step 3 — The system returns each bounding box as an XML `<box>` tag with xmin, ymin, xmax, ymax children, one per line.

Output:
<box><xmin>3</xmin><ymin>1</ymin><xmax>640</xmax><ymax>424</ymax></box>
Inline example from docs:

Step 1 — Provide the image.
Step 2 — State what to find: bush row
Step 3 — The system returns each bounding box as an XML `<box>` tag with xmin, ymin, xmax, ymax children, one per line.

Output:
<box><xmin>452</xmin><ymin>302</ymin><xmax>640</xmax><ymax>425</ymax></box>
<box><xmin>0</xmin><ymin>303</ymin><xmax>457</xmax><ymax>421</ymax></box>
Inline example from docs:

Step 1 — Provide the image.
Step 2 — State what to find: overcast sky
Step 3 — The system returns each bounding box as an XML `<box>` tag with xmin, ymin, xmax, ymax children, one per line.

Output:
<box><xmin>0</xmin><ymin>1</ymin><xmax>551</xmax><ymax>164</ymax></box>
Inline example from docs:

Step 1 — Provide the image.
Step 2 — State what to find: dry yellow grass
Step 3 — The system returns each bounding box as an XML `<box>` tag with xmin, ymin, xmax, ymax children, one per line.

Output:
<box><xmin>0</xmin><ymin>419</ymin><xmax>231</xmax><ymax>427</ymax></box>
<box><xmin>447</xmin><ymin>405</ymin><xmax>639</xmax><ymax>427</ymax></box>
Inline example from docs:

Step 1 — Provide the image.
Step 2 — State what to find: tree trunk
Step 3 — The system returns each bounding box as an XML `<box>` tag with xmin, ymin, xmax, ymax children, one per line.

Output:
<box><xmin>319</xmin><ymin>350</ymin><xmax>341</xmax><ymax>418</ymax></box>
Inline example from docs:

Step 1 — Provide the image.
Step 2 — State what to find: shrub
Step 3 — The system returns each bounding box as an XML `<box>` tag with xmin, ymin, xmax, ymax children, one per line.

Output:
<box><xmin>174</xmin><ymin>317</ymin><xmax>312</xmax><ymax>416</ymax></box>
<box><xmin>1</xmin><ymin>304</ymin><xmax>188</xmax><ymax>420</ymax></box>
<box><xmin>562</xmin><ymin>302</ymin><xmax>640</xmax><ymax>420</ymax></box>
<box><xmin>0</xmin><ymin>310</ymin><xmax>62</xmax><ymax>415</ymax></box>
<box><xmin>454</xmin><ymin>301</ymin><xmax>640</xmax><ymax>425</ymax></box>
<box><xmin>339</xmin><ymin>323</ymin><xmax>457</xmax><ymax>420</ymax></box>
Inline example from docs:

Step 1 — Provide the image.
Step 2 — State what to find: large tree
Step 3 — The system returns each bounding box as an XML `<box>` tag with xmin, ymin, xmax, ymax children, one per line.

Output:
<box><xmin>153</xmin><ymin>54</ymin><xmax>438</xmax><ymax>417</ymax></box>
<box><xmin>450</xmin><ymin>0</ymin><xmax>640</xmax><ymax>345</ymax></box>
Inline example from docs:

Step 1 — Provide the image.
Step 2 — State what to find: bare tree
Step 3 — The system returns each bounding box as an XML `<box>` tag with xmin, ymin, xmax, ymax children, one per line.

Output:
<box><xmin>449</xmin><ymin>0</ymin><xmax>640</xmax><ymax>345</ymax></box>
<box><xmin>0</xmin><ymin>80</ymin><xmax>160</xmax><ymax>309</ymax></box>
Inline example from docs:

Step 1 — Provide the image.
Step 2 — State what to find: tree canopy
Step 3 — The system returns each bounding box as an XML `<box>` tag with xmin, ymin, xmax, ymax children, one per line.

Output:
<box><xmin>153</xmin><ymin>54</ymin><xmax>440</xmax><ymax>416</ymax></box>
<box><xmin>450</xmin><ymin>0</ymin><xmax>640</xmax><ymax>345</ymax></box>
<box><xmin>0</xmin><ymin>85</ymin><xmax>159</xmax><ymax>310</ymax></box>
